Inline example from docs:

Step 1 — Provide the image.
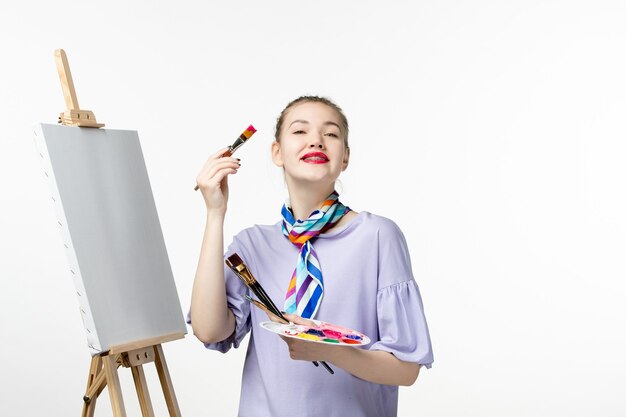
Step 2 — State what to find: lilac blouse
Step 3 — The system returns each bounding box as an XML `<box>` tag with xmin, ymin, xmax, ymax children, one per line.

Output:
<box><xmin>190</xmin><ymin>211</ymin><xmax>433</xmax><ymax>417</ymax></box>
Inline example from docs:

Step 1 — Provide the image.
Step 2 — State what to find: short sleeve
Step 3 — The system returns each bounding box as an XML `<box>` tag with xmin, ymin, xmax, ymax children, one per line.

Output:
<box><xmin>187</xmin><ymin>236</ymin><xmax>252</xmax><ymax>353</ymax></box>
<box><xmin>367</xmin><ymin>218</ymin><xmax>434</xmax><ymax>367</ymax></box>
<box><xmin>369</xmin><ymin>280</ymin><xmax>434</xmax><ymax>368</ymax></box>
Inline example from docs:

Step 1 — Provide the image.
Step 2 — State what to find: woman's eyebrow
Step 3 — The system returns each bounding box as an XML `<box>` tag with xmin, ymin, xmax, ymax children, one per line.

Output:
<box><xmin>288</xmin><ymin>120</ymin><xmax>340</xmax><ymax>129</ymax></box>
<box><xmin>288</xmin><ymin>120</ymin><xmax>309</xmax><ymax>128</ymax></box>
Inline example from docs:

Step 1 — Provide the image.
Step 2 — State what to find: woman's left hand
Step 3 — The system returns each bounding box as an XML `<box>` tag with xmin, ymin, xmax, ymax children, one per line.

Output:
<box><xmin>279</xmin><ymin>313</ymin><xmax>344</xmax><ymax>362</ymax></box>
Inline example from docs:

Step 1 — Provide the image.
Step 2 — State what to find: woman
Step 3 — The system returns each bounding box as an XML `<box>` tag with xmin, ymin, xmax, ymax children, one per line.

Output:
<box><xmin>190</xmin><ymin>96</ymin><xmax>433</xmax><ymax>416</ymax></box>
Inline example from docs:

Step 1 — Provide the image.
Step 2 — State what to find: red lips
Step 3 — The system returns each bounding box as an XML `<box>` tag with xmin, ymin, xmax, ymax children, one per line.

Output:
<box><xmin>301</xmin><ymin>152</ymin><xmax>329</xmax><ymax>162</ymax></box>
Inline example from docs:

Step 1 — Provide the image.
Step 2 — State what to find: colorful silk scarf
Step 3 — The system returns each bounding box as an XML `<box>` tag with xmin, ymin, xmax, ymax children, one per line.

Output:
<box><xmin>282</xmin><ymin>191</ymin><xmax>350</xmax><ymax>319</ymax></box>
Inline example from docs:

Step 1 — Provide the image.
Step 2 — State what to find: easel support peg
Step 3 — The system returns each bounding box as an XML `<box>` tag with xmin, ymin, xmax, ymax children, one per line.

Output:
<box><xmin>54</xmin><ymin>49</ymin><xmax>104</xmax><ymax>128</ymax></box>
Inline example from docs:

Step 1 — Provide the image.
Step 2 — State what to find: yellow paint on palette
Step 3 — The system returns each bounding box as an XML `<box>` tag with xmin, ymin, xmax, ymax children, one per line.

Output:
<box><xmin>297</xmin><ymin>333</ymin><xmax>320</xmax><ymax>341</ymax></box>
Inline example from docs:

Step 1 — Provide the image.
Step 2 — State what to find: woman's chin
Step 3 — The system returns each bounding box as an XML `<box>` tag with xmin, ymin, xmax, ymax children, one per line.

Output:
<box><xmin>287</xmin><ymin>175</ymin><xmax>339</xmax><ymax>189</ymax></box>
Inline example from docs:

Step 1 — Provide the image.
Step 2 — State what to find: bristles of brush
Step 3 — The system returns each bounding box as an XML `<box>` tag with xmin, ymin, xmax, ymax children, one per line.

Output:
<box><xmin>227</xmin><ymin>253</ymin><xmax>244</xmax><ymax>268</ymax></box>
<box><xmin>227</xmin><ymin>253</ymin><xmax>281</xmax><ymax>317</ymax></box>
<box><xmin>242</xmin><ymin>124</ymin><xmax>256</xmax><ymax>138</ymax></box>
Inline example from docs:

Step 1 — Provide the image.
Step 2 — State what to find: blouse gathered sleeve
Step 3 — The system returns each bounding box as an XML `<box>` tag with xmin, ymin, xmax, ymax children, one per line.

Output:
<box><xmin>187</xmin><ymin>237</ymin><xmax>252</xmax><ymax>353</ymax></box>
<box><xmin>367</xmin><ymin>219</ymin><xmax>434</xmax><ymax>368</ymax></box>
<box><xmin>370</xmin><ymin>280</ymin><xmax>434</xmax><ymax>368</ymax></box>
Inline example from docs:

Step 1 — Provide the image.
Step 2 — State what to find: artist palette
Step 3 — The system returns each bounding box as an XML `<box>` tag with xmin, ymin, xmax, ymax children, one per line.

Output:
<box><xmin>260</xmin><ymin>320</ymin><xmax>370</xmax><ymax>346</ymax></box>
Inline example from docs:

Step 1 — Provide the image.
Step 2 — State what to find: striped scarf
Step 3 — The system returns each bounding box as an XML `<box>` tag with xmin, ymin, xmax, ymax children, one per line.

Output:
<box><xmin>282</xmin><ymin>191</ymin><xmax>350</xmax><ymax>319</ymax></box>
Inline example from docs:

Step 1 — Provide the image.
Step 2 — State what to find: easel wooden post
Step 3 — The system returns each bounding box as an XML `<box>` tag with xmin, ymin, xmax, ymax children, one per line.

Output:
<box><xmin>55</xmin><ymin>49</ymin><xmax>104</xmax><ymax>128</ymax></box>
<box><xmin>53</xmin><ymin>49</ymin><xmax>184</xmax><ymax>417</ymax></box>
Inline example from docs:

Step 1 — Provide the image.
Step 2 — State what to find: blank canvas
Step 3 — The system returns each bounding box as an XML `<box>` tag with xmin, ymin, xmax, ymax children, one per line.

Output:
<box><xmin>33</xmin><ymin>123</ymin><xmax>187</xmax><ymax>355</ymax></box>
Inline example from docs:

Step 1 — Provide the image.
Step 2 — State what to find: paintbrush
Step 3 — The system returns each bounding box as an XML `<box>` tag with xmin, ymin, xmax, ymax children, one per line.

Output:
<box><xmin>245</xmin><ymin>295</ymin><xmax>289</xmax><ymax>324</ymax></box>
<box><xmin>194</xmin><ymin>124</ymin><xmax>256</xmax><ymax>191</ymax></box>
<box><xmin>226</xmin><ymin>253</ymin><xmax>334</xmax><ymax>375</ymax></box>
<box><xmin>225</xmin><ymin>253</ymin><xmax>281</xmax><ymax>318</ymax></box>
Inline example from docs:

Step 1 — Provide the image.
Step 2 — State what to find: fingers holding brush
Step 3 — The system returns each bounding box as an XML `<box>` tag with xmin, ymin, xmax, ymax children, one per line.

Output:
<box><xmin>245</xmin><ymin>295</ymin><xmax>288</xmax><ymax>324</ymax></box>
<box><xmin>195</xmin><ymin>148</ymin><xmax>242</xmax><ymax>212</ymax></box>
<box><xmin>282</xmin><ymin>313</ymin><xmax>317</xmax><ymax>327</ymax></box>
<box><xmin>266</xmin><ymin>310</ymin><xmax>288</xmax><ymax>324</ymax></box>
<box><xmin>197</xmin><ymin>147</ymin><xmax>241</xmax><ymax>185</ymax></box>
<box><xmin>203</xmin><ymin>157</ymin><xmax>241</xmax><ymax>184</ymax></box>
<box><xmin>193</xmin><ymin>125</ymin><xmax>256</xmax><ymax>192</ymax></box>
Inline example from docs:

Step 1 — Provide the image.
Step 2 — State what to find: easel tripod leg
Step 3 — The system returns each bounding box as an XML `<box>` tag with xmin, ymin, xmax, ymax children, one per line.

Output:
<box><xmin>82</xmin><ymin>356</ymin><xmax>102</xmax><ymax>417</ymax></box>
<box><xmin>102</xmin><ymin>354</ymin><xmax>127</xmax><ymax>417</ymax></box>
<box><xmin>131</xmin><ymin>364</ymin><xmax>155</xmax><ymax>417</ymax></box>
<box><xmin>154</xmin><ymin>344</ymin><xmax>182</xmax><ymax>417</ymax></box>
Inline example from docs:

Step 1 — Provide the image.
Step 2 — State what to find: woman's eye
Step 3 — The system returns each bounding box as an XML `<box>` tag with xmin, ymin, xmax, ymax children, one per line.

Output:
<box><xmin>293</xmin><ymin>130</ymin><xmax>306</xmax><ymax>134</ymax></box>
<box><xmin>325</xmin><ymin>132</ymin><xmax>339</xmax><ymax>138</ymax></box>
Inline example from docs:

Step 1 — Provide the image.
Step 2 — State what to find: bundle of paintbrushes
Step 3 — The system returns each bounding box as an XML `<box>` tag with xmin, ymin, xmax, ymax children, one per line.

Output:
<box><xmin>225</xmin><ymin>253</ymin><xmax>334</xmax><ymax>375</ymax></box>
<box><xmin>225</xmin><ymin>253</ymin><xmax>286</xmax><ymax>321</ymax></box>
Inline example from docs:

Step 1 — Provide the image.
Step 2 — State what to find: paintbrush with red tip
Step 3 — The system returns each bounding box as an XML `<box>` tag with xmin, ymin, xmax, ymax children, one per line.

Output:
<box><xmin>194</xmin><ymin>125</ymin><xmax>256</xmax><ymax>191</ymax></box>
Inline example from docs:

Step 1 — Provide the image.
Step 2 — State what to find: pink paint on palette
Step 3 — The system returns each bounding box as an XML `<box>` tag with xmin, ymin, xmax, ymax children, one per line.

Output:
<box><xmin>260</xmin><ymin>320</ymin><xmax>371</xmax><ymax>346</ymax></box>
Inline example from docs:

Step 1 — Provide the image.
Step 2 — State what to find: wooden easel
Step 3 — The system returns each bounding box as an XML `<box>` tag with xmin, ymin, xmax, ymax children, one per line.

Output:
<box><xmin>55</xmin><ymin>48</ymin><xmax>104</xmax><ymax>128</ymax></box>
<box><xmin>82</xmin><ymin>333</ymin><xmax>184</xmax><ymax>417</ymax></box>
<box><xmin>53</xmin><ymin>49</ymin><xmax>184</xmax><ymax>416</ymax></box>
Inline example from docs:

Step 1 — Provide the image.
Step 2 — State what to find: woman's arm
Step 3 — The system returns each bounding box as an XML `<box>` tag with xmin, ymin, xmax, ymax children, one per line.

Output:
<box><xmin>190</xmin><ymin>148</ymin><xmax>241</xmax><ymax>344</ymax></box>
<box><xmin>281</xmin><ymin>314</ymin><xmax>421</xmax><ymax>386</ymax></box>
<box><xmin>326</xmin><ymin>346</ymin><xmax>421</xmax><ymax>386</ymax></box>
<box><xmin>190</xmin><ymin>213</ymin><xmax>236</xmax><ymax>344</ymax></box>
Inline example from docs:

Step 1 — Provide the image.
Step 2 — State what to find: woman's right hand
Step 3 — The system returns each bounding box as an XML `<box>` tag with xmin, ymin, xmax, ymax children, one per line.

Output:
<box><xmin>195</xmin><ymin>147</ymin><xmax>241</xmax><ymax>214</ymax></box>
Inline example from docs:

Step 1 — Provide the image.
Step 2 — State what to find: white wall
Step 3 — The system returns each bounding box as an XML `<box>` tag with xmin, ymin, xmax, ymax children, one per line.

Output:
<box><xmin>1</xmin><ymin>1</ymin><xmax>625</xmax><ymax>416</ymax></box>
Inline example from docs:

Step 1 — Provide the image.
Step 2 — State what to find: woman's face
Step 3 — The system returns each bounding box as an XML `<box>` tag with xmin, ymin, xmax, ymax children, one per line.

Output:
<box><xmin>272</xmin><ymin>102</ymin><xmax>350</xmax><ymax>187</ymax></box>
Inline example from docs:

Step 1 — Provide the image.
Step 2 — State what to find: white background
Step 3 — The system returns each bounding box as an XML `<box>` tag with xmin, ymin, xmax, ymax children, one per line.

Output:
<box><xmin>1</xmin><ymin>1</ymin><xmax>625</xmax><ymax>416</ymax></box>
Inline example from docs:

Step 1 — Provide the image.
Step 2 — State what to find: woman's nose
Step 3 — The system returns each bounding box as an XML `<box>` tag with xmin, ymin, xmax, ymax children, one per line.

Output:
<box><xmin>309</xmin><ymin>133</ymin><xmax>324</xmax><ymax>148</ymax></box>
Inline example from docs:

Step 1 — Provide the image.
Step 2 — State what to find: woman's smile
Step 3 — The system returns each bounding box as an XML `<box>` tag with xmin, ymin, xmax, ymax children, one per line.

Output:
<box><xmin>301</xmin><ymin>152</ymin><xmax>329</xmax><ymax>164</ymax></box>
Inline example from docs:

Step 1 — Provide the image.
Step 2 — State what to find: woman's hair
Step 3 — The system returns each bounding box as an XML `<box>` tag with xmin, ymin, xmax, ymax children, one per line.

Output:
<box><xmin>274</xmin><ymin>96</ymin><xmax>350</xmax><ymax>148</ymax></box>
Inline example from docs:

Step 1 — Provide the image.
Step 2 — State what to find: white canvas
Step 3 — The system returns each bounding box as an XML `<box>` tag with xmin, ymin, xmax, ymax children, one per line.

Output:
<box><xmin>33</xmin><ymin>123</ymin><xmax>187</xmax><ymax>355</ymax></box>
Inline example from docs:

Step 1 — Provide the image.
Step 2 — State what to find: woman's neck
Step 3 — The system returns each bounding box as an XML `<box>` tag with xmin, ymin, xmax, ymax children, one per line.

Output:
<box><xmin>286</xmin><ymin>182</ymin><xmax>336</xmax><ymax>221</ymax></box>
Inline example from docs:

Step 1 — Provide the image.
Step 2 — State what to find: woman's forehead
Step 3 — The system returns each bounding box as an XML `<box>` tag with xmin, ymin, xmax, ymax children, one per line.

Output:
<box><xmin>284</xmin><ymin>102</ymin><xmax>341</xmax><ymax>126</ymax></box>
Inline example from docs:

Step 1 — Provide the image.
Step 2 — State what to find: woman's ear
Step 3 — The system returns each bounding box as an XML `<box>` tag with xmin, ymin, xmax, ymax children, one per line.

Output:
<box><xmin>341</xmin><ymin>146</ymin><xmax>350</xmax><ymax>171</ymax></box>
<box><xmin>271</xmin><ymin>141</ymin><xmax>284</xmax><ymax>167</ymax></box>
